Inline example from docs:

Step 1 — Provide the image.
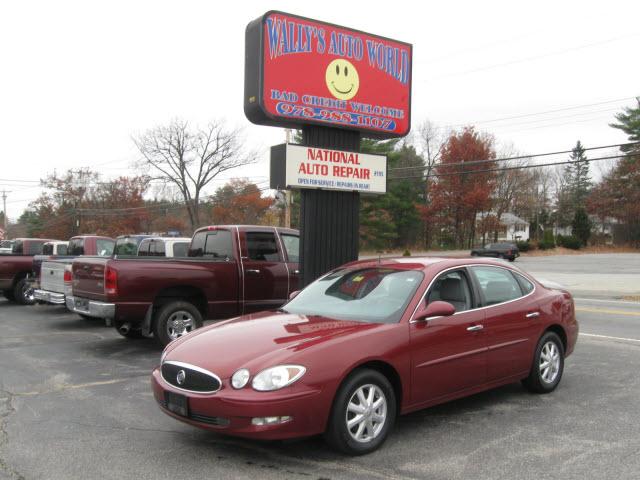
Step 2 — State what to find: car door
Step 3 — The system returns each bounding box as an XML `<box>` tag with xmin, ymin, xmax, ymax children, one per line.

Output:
<box><xmin>241</xmin><ymin>230</ymin><xmax>289</xmax><ymax>313</ymax></box>
<box><xmin>410</xmin><ymin>268</ymin><xmax>487</xmax><ymax>406</ymax></box>
<box><xmin>469</xmin><ymin>266</ymin><xmax>540</xmax><ymax>382</ymax></box>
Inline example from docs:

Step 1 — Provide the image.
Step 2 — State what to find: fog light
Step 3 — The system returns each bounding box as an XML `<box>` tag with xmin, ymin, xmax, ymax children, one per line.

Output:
<box><xmin>251</xmin><ymin>416</ymin><xmax>292</xmax><ymax>426</ymax></box>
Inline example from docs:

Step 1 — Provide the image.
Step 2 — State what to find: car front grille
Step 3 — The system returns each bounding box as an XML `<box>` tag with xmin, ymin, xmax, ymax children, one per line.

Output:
<box><xmin>161</xmin><ymin>361</ymin><xmax>221</xmax><ymax>393</ymax></box>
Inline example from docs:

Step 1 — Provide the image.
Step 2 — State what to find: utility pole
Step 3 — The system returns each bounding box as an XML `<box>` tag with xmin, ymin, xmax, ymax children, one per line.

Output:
<box><xmin>284</xmin><ymin>129</ymin><xmax>292</xmax><ymax>228</ymax></box>
<box><xmin>1</xmin><ymin>190</ymin><xmax>8</xmax><ymax>231</ymax></box>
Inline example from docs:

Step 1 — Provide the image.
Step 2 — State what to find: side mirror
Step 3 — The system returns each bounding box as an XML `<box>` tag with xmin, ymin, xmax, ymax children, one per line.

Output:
<box><xmin>414</xmin><ymin>301</ymin><xmax>456</xmax><ymax>321</ymax></box>
<box><xmin>289</xmin><ymin>290</ymin><xmax>300</xmax><ymax>300</ymax></box>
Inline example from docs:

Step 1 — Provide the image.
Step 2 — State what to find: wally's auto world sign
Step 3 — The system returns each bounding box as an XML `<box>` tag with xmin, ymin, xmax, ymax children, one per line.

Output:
<box><xmin>245</xmin><ymin>11</ymin><xmax>412</xmax><ymax>138</ymax></box>
<box><xmin>270</xmin><ymin>144</ymin><xmax>387</xmax><ymax>194</ymax></box>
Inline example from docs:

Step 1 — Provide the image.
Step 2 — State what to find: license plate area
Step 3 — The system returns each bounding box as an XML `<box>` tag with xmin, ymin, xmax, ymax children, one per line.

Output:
<box><xmin>165</xmin><ymin>391</ymin><xmax>189</xmax><ymax>417</ymax></box>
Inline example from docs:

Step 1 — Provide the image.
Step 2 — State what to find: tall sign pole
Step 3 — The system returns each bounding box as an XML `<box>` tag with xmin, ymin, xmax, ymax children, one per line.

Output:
<box><xmin>245</xmin><ymin>11</ymin><xmax>412</xmax><ymax>286</ymax></box>
<box><xmin>1</xmin><ymin>190</ymin><xmax>8</xmax><ymax>231</ymax></box>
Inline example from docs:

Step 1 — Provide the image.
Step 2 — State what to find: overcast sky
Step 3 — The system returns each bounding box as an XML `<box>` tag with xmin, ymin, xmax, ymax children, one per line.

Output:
<box><xmin>1</xmin><ymin>0</ymin><xmax>638</xmax><ymax>221</ymax></box>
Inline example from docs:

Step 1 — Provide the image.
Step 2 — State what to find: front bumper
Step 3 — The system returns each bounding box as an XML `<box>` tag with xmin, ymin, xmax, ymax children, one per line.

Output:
<box><xmin>66</xmin><ymin>295</ymin><xmax>115</xmax><ymax>319</ymax></box>
<box><xmin>151</xmin><ymin>367</ymin><xmax>328</xmax><ymax>440</ymax></box>
<box><xmin>34</xmin><ymin>289</ymin><xmax>65</xmax><ymax>305</ymax></box>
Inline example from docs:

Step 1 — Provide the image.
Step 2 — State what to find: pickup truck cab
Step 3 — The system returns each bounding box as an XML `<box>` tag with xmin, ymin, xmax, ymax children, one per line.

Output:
<box><xmin>33</xmin><ymin>235</ymin><xmax>114</xmax><ymax>306</ymax></box>
<box><xmin>137</xmin><ymin>237</ymin><xmax>191</xmax><ymax>258</ymax></box>
<box><xmin>0</xmin><ymin>238</ymin><xmax>56</xmax><ymax>304</ymax></box>
<box><xmin>68</xmin><ymin>225</ymin><xmax>300</xmax><ymax>346</ymax></box>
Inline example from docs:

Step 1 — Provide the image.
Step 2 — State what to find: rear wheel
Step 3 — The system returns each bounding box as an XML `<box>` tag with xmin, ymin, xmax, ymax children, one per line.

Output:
<box><xmin>14</xmin><ymin>278</ymin><xmax>35</xmax><ymax>305</ymax></box>
<box><xmin>324</xmin><ymin>369</ymin><xmax>396</xmax><ymax>455</ymax></box>
<box><xmin>522</xmin><ymin>331</ymin><xmax>565</xmax><ymax>393</ymax></box>
<box><xmin>153</xmin><ymin>301</ymin><xmax>203</xmax><ymax>347</ymax></box>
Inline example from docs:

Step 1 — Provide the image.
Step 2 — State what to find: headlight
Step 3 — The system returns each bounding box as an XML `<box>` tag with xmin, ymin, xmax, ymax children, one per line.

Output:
<box><xmin>251</xmin><ymin>365</ymin><xmax>306</xmax><ymax>391</ymax></box>
<box><xmin>231</xmin><ymin>368</ymin><xmax>250</xmax><ymax>389</ymax></box>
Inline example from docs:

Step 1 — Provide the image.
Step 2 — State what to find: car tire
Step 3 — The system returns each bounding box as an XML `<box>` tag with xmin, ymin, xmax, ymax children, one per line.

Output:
<box><xmin>324</xmin><ymin>368</ymin><xmax>396</xmax><ymax>455</ymax></box>
<box><xmin>508</xmin><ymin>257</ymin><xmax>515</xmax><ymax>262</ymax></box>
<box><xmin>522</xmin><ymin>331</ymin><xmax>565</xmax><ymax>394</ymax></box>
<box><xmin>2</xmin><ymin>289</ymin><xmax>15</xmax><ymax>301</ymax></box>
<box><xmin>14</xmin><ymin>278</ymin><xmax>35</xmax><ymax>305</ymax></box>
<box><xmin>153</xmin><ymin>301</ymin><xmax>203</xmax><ymax>347</ymax></box>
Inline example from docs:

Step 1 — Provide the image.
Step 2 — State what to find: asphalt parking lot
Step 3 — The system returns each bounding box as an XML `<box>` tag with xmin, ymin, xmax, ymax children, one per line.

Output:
<box><xmin>1</xmin><ymin>254</ymin><xmax>640</xmax><ymax>480</ymax></box>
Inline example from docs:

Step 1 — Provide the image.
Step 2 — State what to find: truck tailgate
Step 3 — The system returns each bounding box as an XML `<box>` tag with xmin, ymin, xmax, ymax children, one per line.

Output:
<box><xmin>72</xmin><ymin>257</ymin><xmax>109</xmax><ymax>301</ymax></box>
<box><xmin>40</xmin><ymin>261</ymin><xmax>67</xmax><ymax>294</ymax></box>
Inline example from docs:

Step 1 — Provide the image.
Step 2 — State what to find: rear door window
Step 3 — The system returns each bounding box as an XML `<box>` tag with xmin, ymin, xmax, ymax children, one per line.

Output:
<box><xmin>172</xmin><ymin>242</ymin><xmax>189</xmax><ymax>258</ymax></box>
<box><xmin>26</xmin><ymin>241</ymin><xmax>45</xmax><ymax>255</ymax></box>
<box><xmin>138</xmin><ymin>239</ymin><xmax>152</xmax><ymax>256</ymax></box>
<box><xmin>42</xmin><ymin>244</ymin><xmax>54</xmax><ymax>255</ymax></box>
<box><xmin>246</xmin><ymin>232</ymin><xmax>280</xmax><ymax>261</ymax></box>
<box><xmin>150</xmin><ymin>240</ymin><xmax>166</xmax><ymax>257</ymax></box>
<box><xmin>471</xmin><ymin>266</ymin><xmax>523</xmax><ymax>306</ymax></box>
<box><xmin>56</xmin><ymin>244</ymin><xmax>68</xmax><ymax>255</ymax></box>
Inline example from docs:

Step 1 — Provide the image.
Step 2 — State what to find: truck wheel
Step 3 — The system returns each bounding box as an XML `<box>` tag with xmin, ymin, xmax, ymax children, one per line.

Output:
<box><xmin>153</xmin><ymin>301</ymin><xmax>203</xmax><ymax>347</ymax></box>
<box><xmin>14</xmin><ymin>278</ymin><xmax>35</xmax><ymax>305</ymax></box>
<box><xmin>2</xmin><ymin>289</ymin><xmax>15</xmax><ymax>301</ymax></box>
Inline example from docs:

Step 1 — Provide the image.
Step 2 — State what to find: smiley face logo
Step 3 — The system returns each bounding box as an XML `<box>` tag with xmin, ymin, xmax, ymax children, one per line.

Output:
<box><xmin>325</xmin><ymin>59</ymin><xmax>359</xmax><ymax>100</ymax></box>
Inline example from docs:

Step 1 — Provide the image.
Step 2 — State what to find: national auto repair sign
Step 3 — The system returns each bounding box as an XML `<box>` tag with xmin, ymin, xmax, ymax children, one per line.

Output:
<box><xmin>245</xmin><ymin>11</ymin><xmax>412</xmax><ymax>138</ymax></box>
<box><xmin>270</xmin><ymin>144</ymin><xmax>387</xmax><ymax>194</ymax></box>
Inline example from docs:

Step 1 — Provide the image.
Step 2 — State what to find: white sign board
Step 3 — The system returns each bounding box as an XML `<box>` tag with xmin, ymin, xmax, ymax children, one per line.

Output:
<box><xmin>272</xmin><ymin>144</ymin><xmax>387</xmax><ymax>194</ymax></box>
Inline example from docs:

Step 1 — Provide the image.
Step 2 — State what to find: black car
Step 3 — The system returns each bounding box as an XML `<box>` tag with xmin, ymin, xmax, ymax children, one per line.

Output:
<box><xmin>470</xmin><ymin>242</ymin><xmax>519</xmax><ymax>261</ymax></box>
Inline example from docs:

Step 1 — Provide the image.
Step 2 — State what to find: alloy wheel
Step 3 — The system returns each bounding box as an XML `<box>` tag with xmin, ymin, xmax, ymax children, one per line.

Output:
<box><xmin>166</xmin><ymin>310</ymin><xmax>196</xmax><ymax>340</ymax></box>
<box><xmin>345</xmin><ymin>384</ymin><xmax>388</xmax><ymax>443</ymax></box>
<box><xmin>539</xmin><ymin>341</ymin><xmax>561</xmax><ymax>384</ymax></box>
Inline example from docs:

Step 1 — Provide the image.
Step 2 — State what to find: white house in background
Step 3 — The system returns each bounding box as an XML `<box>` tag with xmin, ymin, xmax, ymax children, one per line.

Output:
<box><xmin>476</xmin><ymin>212</ymin><xmax>530</xmax><ymax>242</ymax></box>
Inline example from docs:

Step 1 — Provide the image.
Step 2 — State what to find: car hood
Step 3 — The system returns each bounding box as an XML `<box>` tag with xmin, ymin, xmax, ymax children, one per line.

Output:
<box><xmin>163</xmin><ymin>311</ymin><xmax>383</xmax><ymax>378</ymax></box>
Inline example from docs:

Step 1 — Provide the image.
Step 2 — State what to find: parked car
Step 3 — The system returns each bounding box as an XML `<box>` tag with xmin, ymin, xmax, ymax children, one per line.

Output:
<box><xmin>68</xmin><ymin>226</ymin><xmax>300</xmax><ymax>345</ymax></box>
<box><xmin>0</xmin><ymin>240</ymin><xmax>15</xmax><ymax>255</ymax></box>
<box><xmin>152</xmin><ymin>257</ymin><xmax>578</xmax><ymax>455</ymax></box>
<box><xmin>471</xmin><ymin>242</ymin><xmax>520</xmax><ymax>261</ymax></box>
<box><xmin>0</xmin><ymin>238</ymin><xmax>56</xmax><ymax>304</ymax></box>
<box><xmin>33</xmin><ymin>235</ymin><xmax>114</xmax><ymax>307</ymax></box>
<box><xmin>137</xmin><ymin>237</ymin><xmax>191</xmax><ymax>258</ymax></box>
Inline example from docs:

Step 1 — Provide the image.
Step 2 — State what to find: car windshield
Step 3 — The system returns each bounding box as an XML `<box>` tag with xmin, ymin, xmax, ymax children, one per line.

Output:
<box><xmin>284</xmin><ymin>267</ymin><xmax>424</xmax><ymax>324</ymax></box>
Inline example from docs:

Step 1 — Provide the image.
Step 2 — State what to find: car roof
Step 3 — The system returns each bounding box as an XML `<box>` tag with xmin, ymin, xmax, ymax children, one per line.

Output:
<box><xmin>341</xmin><ymin>256</ymin><xmax>521</xmax><ymax>272</ymax></box>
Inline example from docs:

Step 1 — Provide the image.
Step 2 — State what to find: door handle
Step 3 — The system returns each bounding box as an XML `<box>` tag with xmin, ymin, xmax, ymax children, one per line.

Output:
<box><xmin>245</xmin><ymin>269</ymin><xmax>260</xmax><ymax>274</ymax></box>
<box><xmin>526</xmin><ymin>312</ymin><xmax>540</xmax><ymax>318</ymax></box>
<box><xmin>467</xmin><ymin>325</ymin><xmax>484</xmax><ymax>332</ymax></box>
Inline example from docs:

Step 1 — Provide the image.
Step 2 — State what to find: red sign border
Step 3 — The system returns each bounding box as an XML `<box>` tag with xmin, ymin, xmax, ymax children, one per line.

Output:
<box><xmin>244</xmin><ymin>10</ymin><xmax>413</xmax><ymax>139</ymax></box>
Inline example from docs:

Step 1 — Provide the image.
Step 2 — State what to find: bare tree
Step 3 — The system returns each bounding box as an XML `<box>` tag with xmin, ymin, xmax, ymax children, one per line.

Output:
<box><xmin>133</xmin><ymin>119</ymin><xmax>256</xmax><ymax>229</ymax></box>
<box><xmin>415</xmin><ymin>120</ymin><xmax>447</xmax><ymax>248</ymax></box>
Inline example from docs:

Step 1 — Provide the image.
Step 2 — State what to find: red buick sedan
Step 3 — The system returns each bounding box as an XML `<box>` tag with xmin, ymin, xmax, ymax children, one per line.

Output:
<box><xmin>151</xmin><ymin>257</ymin><xmax>578</xmax><ymax>455</ymax></box>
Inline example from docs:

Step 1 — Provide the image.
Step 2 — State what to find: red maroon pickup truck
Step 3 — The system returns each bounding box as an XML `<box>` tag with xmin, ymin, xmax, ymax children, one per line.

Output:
<box><xmin>69</xmin><ymin>226</ymin><xmax>300</xmax><ymax>345</ymax></box>
<box><xmin>0</xmin><ymin>238</ymin><xmax>56</xmax><ymax>304</ymax></box>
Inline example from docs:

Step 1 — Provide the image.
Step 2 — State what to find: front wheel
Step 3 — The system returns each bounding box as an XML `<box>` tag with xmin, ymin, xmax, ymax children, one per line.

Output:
<box><xmin>522</xmin><ymin>331</ymin><xmax>565</xmax><ymax>393</ymax></box>
<box><xmin>14</xmin><ymin>278</ymin><xmax>35</xmax><ymax>305</ymax></box>
<box><xmin>324</xmin><ymin>369</ymin><xmax>396</xmax><ymax>455</ymax></box>
<box><xmin>153</xmin><ymin>301</ymin><xmax>203</xmax><ymax>347</ymax></box>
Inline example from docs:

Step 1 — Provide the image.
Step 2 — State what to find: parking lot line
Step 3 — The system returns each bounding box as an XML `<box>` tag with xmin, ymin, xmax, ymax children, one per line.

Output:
<box><xmin>575</xmin><ymin>307</ymin><xmax>640</xmax><ymax>317</ymax></box>
<box><xmin>574</xmin><ymin>298</ymin><xmax>640</xmax><ymax>305</ymax></box>
<box><xmin>580</xmin><ymin>333</ymin><xmax>640</xmax><ymax>343</ymax></box>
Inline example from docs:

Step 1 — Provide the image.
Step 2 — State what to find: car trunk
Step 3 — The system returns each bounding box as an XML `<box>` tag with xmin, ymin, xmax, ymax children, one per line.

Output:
<box><xmin>72</xmin><ymin>257</ymin><xmax>110</xmax><ymax>301</ymax></box>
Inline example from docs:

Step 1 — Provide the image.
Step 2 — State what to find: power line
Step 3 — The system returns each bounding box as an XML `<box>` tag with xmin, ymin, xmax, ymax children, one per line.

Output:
<box><xmin>388</xmin><ymin>141</ymin><xmax>639</xmax><ymax>172</ymax></box>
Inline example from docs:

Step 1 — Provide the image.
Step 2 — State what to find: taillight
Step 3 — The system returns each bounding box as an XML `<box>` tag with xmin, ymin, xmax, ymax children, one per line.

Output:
<box><xmin>63</xmin><ymin>269</ymin><xmax>73</xmax><ymax>283</ymax></box>
<box><xmin>105</xmin><ymin>266</ymin><xmax>117</xmax><ymax>295</ymax></box>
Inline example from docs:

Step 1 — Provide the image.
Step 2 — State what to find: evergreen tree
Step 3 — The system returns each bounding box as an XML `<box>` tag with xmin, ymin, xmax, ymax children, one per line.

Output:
<box><xmin>610</xmin><ymin>98</ymin><xmax>640</xmax><ymax>153</ymax></box>
<box><xmin>557</xmin><ymin>140</ymin><xmax>591</xmax><ymax>226</ymax></box>
<box><xmin>571</xmin><ymin>207</ymin><xmax>592</xmax><ymax>246</ymax></box>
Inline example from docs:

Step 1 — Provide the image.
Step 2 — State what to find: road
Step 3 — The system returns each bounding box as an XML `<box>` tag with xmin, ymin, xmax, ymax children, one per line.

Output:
<box><xmin>1</xmin><ymin>255</ymin><xmax>640</xmax><ymax>479</ymax></box>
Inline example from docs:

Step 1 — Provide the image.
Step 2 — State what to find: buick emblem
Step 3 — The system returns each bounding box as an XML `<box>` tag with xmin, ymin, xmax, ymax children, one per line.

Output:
<box><xmin>176</xmin><ymin>370</ymin><xmax>186</xmax><ymax>385</ymax></box>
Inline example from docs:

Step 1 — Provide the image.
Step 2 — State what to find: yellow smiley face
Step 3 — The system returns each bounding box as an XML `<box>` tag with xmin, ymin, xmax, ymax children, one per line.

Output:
<box><xmin>325</xmin><ymin>59</ymin><xmax>359</xmax><ymax>100</ymax></box>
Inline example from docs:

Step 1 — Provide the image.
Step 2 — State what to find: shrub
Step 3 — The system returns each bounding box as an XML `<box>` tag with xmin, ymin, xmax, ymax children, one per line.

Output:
<box><xmin>516</xmin><ymin>240</ymin><xmax>530</xmax><ymax>252</ymax></box>
<box><xmin>538</xmin><ymin>241</ymin><xmax>555</xmax><ymax>250</ymax></box>
<box><xmin>559</xmin><ymin>235</ymin><xmax>581</xmax><ymax>250</ymax></box>
<box><xmin>402</xmin><ymin>249</ymin><xmax>411</xmax><ymax>256</ymax></box>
